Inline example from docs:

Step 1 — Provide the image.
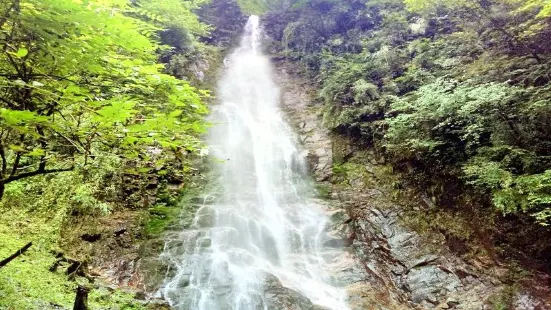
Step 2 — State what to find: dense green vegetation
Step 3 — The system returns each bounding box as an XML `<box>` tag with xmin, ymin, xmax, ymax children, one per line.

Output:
<box><xmin>0</xmin><ymin>0</ymin><xmax>210</xmax><ymax>203</ymax></box>
<box><xmin>0</xmin><ymin>0</ymin><xmax>228</xmax><ymax>308</ymax></box>
<box><xmin>2</xmin><ymin>0</ymin><xmax>551</xmax><ymax>307</ymax></box>
<box><xmin>263</xmin><ymin>0</ymin><xmax>551</xmax><ymax>265</ymax></box>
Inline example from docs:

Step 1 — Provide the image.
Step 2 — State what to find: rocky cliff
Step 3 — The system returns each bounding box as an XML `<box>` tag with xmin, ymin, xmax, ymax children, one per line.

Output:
<box><xmin>275</xmin><ymin>60</ymin><xmax>551</xmax><ymax>310</ymax></box>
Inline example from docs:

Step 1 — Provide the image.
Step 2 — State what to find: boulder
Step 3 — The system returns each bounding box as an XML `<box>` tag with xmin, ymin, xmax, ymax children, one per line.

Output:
<box><xmin>263</xmin><ymin>273</ymin><xmax>316</xmax><ymax>310</ymax></box>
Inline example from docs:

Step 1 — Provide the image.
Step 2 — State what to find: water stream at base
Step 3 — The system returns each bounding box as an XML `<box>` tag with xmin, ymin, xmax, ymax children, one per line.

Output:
<box><xmin>160</xmin><ymin>16</ymin><xmax>349</xmax><ymax>310</ymax></box>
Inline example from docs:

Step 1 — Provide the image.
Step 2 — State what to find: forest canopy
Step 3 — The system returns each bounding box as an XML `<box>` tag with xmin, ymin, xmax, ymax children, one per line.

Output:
<box><xmin>0</xmin><ymin>0</ymin><xmax>210</xmax><ymax>201</ymax></box>
<box><xmin>262</xmin><ymin>0</ymin><xmax>551</xmax><ymax>224</ymax></box>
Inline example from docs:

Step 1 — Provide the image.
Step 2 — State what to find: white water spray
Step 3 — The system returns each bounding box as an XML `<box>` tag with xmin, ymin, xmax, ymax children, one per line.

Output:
<box><xmin>161</xmin><ymin>16</ymin><xmax>349</xmax><ymax>310</ymax></box>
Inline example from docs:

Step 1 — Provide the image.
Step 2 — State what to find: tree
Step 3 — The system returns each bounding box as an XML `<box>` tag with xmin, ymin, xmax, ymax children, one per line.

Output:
<box><xmin>404</xmin><ymin>0</ymin><xmax>551</xmax><ymax>63</ymax></box>
<box><xmin>0</xmin><ymin>0</ymin><xmax>208</xmax><ymax>200</ymax></box>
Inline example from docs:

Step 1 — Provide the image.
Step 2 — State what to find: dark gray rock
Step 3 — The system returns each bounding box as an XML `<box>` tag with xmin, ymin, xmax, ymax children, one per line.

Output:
<box><xmin>263</xmin><ymin>273</ymin><xmax>315</xmax><ymax>310</ymax></box>
<box><xmin>323</xmin><ymin>233</ymin><xmax>345</xmax><ymax>248</ymax></box>
<box><xmin>193</xmin><ymin>206</ymin><xmax>215</xmax><ymax>227</ymax></box>
<box><xmin>406</xmin><ymin>265</ymin><xmax>461</xmax><ymax>304</ymax></box>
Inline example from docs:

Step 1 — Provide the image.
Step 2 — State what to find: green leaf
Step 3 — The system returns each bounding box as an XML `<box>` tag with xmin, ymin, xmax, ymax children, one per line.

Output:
<box><xmin>7</xmin><ymin>48</ymin><xmax>29</xmax><ymax>58</ymax></box>
<box><xmin>8</xmin><ymin>145</ymin><xmax>26</xmax><ymax>152</ymax></box>
<box><xmin>27</xmin><ymin>148</ymin><xmax>46</xmax><ymax>157</ymax></box>
<box><xmin>16</xmin><ymin>48</ymin><xmax>29</xmax><ymax>58</ymax></box>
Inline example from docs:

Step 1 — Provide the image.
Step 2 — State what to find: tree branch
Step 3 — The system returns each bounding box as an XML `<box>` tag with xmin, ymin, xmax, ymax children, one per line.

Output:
<box><xmin>53</xmin><ymin>130</ymin><xmax>86</xmax><ymax>154</ymax></box>
<box><xmin>10</xmin><ymin>152</ymin><xmax>20</xmax><ymax>177</ymax></box>
<box><xmin>0</xmin><ymin>96</ymin><xmax>17</xmax><ymax>109</ymax></box>
<box><xmin>0</xmin><ymin>242</ymin><xmax>32</xmax><ymax>269</ymax></box>
<box><xmin>0</xmin><ymin>73</ymin><xmax>106</xmax><ymax>88</ymax></box>
<box><xmin>4</xmin><ymin>166</ymin><xmax>74</xmax><ymax>184</ymax></box>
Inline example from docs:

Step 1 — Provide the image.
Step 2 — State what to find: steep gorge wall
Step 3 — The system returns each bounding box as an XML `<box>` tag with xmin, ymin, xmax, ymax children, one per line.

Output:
<box><xmin>274</xmin><ymin>60</ymin><xmax>551</xmax><ymax>310</ymax></box>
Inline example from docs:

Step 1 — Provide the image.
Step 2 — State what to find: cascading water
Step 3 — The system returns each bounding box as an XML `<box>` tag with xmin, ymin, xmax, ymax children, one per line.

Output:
<box><xmin>161</xmin><ymin>16</ymin><xmax>349</xmax><ymax>310</ymax></box>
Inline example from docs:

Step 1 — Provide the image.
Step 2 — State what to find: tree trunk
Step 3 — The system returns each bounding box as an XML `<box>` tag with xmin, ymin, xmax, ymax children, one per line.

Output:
<box><xmin>73</xmin><ymin>286</ymin><xmax>89</xmax><ymax>310</ymax></box>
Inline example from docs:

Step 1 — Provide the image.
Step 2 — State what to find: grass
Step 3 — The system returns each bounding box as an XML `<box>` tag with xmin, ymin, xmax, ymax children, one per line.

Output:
<box><xmin>0</xmin><ymin>177</ymin><xmax>153</xmax><ymax>310</ymax></box>
<box><xmin>0</xmin><ymin>204</ymin><xmax>75</xmax><ymax>309</ymax></box>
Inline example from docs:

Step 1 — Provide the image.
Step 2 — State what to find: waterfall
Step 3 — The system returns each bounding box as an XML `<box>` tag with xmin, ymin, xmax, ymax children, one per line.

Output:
<box><xmin>161</xmin><ymin>16</ymin><xmax>349</xmax><ymax>310</ymax></box>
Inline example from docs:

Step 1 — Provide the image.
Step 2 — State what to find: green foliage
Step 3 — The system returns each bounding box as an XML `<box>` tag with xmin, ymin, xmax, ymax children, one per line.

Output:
<box><xmin>406</xmin><ymin>0</ymin><xmax>551</xmax><ymax>19</ymax></box>
<box><xmin>312</xmin><ymin>182</ymin><xmax>331</xmax><ymax>199</ymax></box>
<box><xmin>0</xmin><ymin>0</ymin><xmax>220</xmax><ymax>307</ymax></box>
<box><xmin>0</xmin><ymin>182</ymin><xmax>72</xmax><ymax>309</ymax></box>
<box><xmin>237</xmin><ymin>0</ymin><xmax>300</xmax><ymax>14</ymax></box>
<box><xmin>264</xmin><ymin>0</ymin><xmax>551</xmax><ymax>225</ymax></box>
<box><xmin>89</xmin><ymin>289</ymin><xmax>147</xmax><ymax>310</ymax></box>
<box><xmin>403</xmin><ymin>0</ymin><xmax>464</xmax><ymax>11</ymax></box>
<box><xmin>386</xmin><ymin>80</ymin><xmax>518</xmax><ymax>157</ymax></box>
<box><xmin>137</xmin><ymin>0</ymin><xmax>209</xmax><ymax>38</ymax></box>
<box><xmin>0</xmin><ymin>170</ymin><xmax>148</xmax><ymax>309</ymax></box>
<box><xmin>198</xmin><ymin>0</ymin><xmax>248</xmax><ymax>47</ymax></box>
<box><xmin>384</xmin><ymin>78</ymin><xmax>551</xmax><ymax>222</ymax></box>
<box><xmin>352</xmin><ymin>79</ymin><xmax>380</xmax><ymax>104</ymax></box>
<box><xmin>144</xmin><ymin>204</ymin><xmax>181</xmax><ymax>236</ymax></box>
<box><xmin>465</xmin><ymin>160</ymin><xmax>551</xmax><ymax>224</ymax></box>
<box><xmin>0</xmin><ymin>0</ymin><xmax>209</xmax><ymax>200</ymax></box>
<box><xmin>237</xmin><ymin>0</ymin><xmax>270</xmax><ymax>14</ymax></box>
<box><xmin>533</xmin><ymin>1</ymin><xmax>551</xmax><ymax>17</ymax></box>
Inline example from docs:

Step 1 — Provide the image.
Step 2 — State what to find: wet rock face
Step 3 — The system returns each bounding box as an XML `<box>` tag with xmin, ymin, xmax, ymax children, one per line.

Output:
<box><xmin>352</xmin><ymin>208</ymin><xmax>472</xmax><ymax>306</ymax></box>
<box><xmin>276</xmin><ymin>66</ymin><xmax>332</xmax><ymax>183</ymax></box>
<box><xmin>274</xmin><ymin>62</ymin><xmax>406</xmax><ymax>309</ymax></box>
<box><xmin>274</xmin><ymin>60</ymin><xmax>551</xmax><ymax>310</ymax></box>
<box><xmin>164</xmin><ymin>271</ymin><xmax>324</xmax><ymax>310</ymax></box>
<box><xmin>263</xmin><ymin>274</ymin><xmax>316</xmax><ymax>310</ymax></box>
<box><xmin>262</xmin><ymin>272</ymin><xmax>390</xmax><ymax>310</ymax></box>
<box><xmin>347</xmin><ymin>185</ymin><xmax>551</xmax><ymax>309</ymax></box>
<box><xmin>324</xmin><ymin>251</ymin><xmax>364</xmax><ymax>287</ymax></box>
